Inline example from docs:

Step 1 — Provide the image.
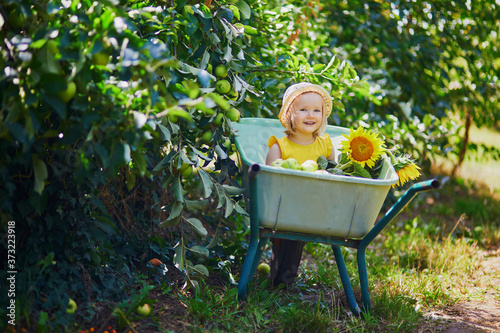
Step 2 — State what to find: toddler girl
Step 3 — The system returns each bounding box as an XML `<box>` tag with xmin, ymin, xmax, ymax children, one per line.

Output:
<box><xmin>266</xmin><ymin>82</ymin><xmax>335</xmax><ymax>286</ymax></box>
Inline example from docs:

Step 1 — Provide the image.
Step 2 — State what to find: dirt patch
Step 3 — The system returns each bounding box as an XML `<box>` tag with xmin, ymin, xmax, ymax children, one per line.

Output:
<box><xmin>416</xmin><ymin>251</ymin><xmax>500</xmax><ymax>333</ymax></box>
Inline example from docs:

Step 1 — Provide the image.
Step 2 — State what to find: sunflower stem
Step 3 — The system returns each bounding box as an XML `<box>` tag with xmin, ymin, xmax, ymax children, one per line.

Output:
<box><xmin>386</xmin><ymin>150</ymin><xmax>398</xmax><ymax>166</ymax></box>
<box><xmin>337</xmin><ymin>161</ymin><xmax>352</xmax><ymax>171</ymax></box>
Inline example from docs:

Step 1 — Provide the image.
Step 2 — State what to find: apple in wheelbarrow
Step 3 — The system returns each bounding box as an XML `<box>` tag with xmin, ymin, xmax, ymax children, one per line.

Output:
<box><xmin>271</xmin><ymin>159</ymin><xmax>284</xmax><ymax>167</ymax></box>
<box><xmin>282</xmin><ymin>158</ymin><xmax>299</xmax><ymax>170</ymax></box>
<box><xmin>299</xmin><ymin>160</ymin><xmax>318</xmax><ymax>172</ymax></box>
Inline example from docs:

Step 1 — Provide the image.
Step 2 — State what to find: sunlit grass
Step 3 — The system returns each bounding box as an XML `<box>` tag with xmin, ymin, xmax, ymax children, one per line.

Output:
<box><xmin>433</xmin><ymin>125</ymin><xmax>500</xmax><ymax>193</ymax></box>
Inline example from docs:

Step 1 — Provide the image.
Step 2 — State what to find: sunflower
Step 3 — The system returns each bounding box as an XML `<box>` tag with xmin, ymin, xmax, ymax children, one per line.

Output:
<box><xmin>340</xmin><ymin>127</ymin><xmax>386</xmax><ymax>168</ymax></box>
<box><xmin>391</xmin><ymin>153</ymin><xmax>421</xmax><ymax>187</ymax></box>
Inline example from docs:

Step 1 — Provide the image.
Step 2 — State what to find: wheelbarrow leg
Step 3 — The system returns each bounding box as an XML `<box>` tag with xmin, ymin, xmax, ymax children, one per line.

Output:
<box><xmin>356</xmin><ymin>247</ymin><xmax>371</xmax><ymax>312</ymax></box>
<box><xmin>239</xmin><ymin>164</ymin><xmax>265</xmax><ymax>301</ymax></box>
<box><xmin>332</xmin><ymin>245</ymin><xmax>361</xmax><ymax>316</ymax></box>
<box><xmin>238</xmin><ymin>237</ymin><xmax>268</xmax><ymax>301</ymax></box>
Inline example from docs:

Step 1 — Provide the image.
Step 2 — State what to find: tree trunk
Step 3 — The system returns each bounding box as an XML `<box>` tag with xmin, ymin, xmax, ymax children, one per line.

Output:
<box><xmin>452</xmin><ymin>110</ymin><xmax>472</xmax><ymax>176</ymax></box>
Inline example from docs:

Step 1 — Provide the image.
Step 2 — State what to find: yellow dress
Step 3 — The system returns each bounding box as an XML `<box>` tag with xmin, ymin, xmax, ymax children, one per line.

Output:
<box><xmin>267</xmin><ymin>134</ymin><xmax>333</xmax><ymax>165</ymax></box>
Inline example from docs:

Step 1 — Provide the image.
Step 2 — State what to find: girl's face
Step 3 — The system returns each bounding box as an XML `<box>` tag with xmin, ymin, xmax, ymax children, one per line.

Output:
<box><xmin>291</xmin><ymin>92</ymin><xmax>324</xmax><ymax>136</ymax></box>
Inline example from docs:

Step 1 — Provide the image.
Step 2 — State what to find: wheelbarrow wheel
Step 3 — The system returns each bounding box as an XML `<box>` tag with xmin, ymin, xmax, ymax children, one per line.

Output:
<box><xmin>271</xmin><ymin>238</ymin><xmax>305</xmax><ymax>286</ymax></box>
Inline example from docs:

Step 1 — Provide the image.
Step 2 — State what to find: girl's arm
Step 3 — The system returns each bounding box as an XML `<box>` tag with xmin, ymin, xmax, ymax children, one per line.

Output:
<box><xmin>327</xmin><ymin>146</ymin><xmax>336</xmax><ymax>161</ymax></box>
<box><xmin>266</xmin><ymin>143</ymin><xmax>282</xmax><ymax>165</ymax></box>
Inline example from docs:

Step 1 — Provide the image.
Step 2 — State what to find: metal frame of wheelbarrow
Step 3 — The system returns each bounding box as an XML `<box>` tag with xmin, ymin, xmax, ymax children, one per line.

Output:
<box><xmin>237</xmin><ymin>163</ymin><xmax>440</xmax><ymax>315</ymax></box>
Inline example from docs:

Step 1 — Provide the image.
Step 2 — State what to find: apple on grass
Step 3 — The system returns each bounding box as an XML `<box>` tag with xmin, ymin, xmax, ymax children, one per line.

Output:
<box><xmin>257</xmin><ymin>263</ymin><xmax>270</xmax><ymax>275</ymax></box>
<box><xmin>66</xmin><ymin>298</ymin><xmax>77</xmax><ymax>314</ymax></box>
<box><xmin>137</xmin><ymin>303</ymin><xmax>151</xmax><ymax>316</ymax></box>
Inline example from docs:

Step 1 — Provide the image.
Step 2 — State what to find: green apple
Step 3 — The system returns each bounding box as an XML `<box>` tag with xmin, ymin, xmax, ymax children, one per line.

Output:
<box><xmin>92</xmin><ymin>51</ymin><xmax>110</xmax><ymax>66</ymax></box>
<box><xmin>8</xmin><ymin>8</ymin><xmax>24</xmax><ymax>28</ymax></box>
<box><xmin>257</xmin><ymin>263</ymin><xmax>270</xmax><ymax>275</ymax></box>
<box><xmin>201</xmin><ymin>131</ymin><xmax>213</xmax><ymax>143</ymax></box>
<box><xmin>216</xmin><ymin>79</ymin><xmax>231</xmax><ymax>94</ymax></box>
<box><xmin>226</xmin><ymin>108</ymin><xmax>240</xmax><ymax>122</ymax></box>
<box><xmin>168</xmin><ymin>114</ymin><xmax>178</xmax><ymax>123</ymax></box>
<box><xmin>213</xmin><ymin>113</ymin><xmax>224</xmax><ymax>125</ymax></box>
<box><xmin>299</xmin><ymin>160</ymin><xmax>318</xmax><ymax>172</ymax></box>
<box><xmin>66</xmin><ymin>298</ymin><xmax>77</xmax><ymax>314</ymax></box>
<box><xmin>215</xmin><ymin>64</ymin><xmax>228</xmax><ymax>78</ymax></box>
<box><xmin>136</xmin><ymin>303</ymin><xmax>151</xmax><ymax>316</ymax></box>
<box><xmin>222</xmin><ymin>137</ymin><xmax>231</xmax><ymax>149</ymax></box>
<box><xmin>282</xmin><ymin>158</ymin><xmax>299</xmax><ymax>170</ymax></box>
<box><xmin>206</xmin><ymin>64</ymin><xmax>213</xmax><ymax>74</ymax></box>
<box><xmin>47</xmin><ymin>40</ymin><xmax>59</xmax><ymax>56</ymax></box>
<box><xmin>181</xmin><ymin>165</ymin><xmax>193</xmax><ymax>177</ymax></box>
<box><xmin>227</xmin><ymin>89</ymin><xmax>239</xmax><ymax>101</ymax></box>
<box><xmin>270</xmin><ymin>159</ymin><xmax>284</xmax><ymax>167</ymax></box>
<box><xmin>59</xmin><ymin>81</ymin><xmax>76</xmax><ymax>102</ymax></box>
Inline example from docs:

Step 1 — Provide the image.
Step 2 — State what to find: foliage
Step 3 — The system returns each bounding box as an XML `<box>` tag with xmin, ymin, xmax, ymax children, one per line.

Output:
<box><xmin>0</xmin><ymin>0</ymin><xmax>363</xmax><ymax>330</ymax></box>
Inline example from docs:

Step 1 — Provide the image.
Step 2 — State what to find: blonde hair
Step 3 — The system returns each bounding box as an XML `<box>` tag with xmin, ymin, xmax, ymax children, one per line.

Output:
<box><xmin>283</xmin><ymin>92</ymin><xmax>329</xmax><ymax>137</ymax></box>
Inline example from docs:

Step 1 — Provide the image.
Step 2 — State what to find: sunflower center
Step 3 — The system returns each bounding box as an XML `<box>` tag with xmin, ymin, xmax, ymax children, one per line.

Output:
<box><xmin>350</xmin><ymin>137</ymin><xmax>374</xmax><ymax>162</ymax></box>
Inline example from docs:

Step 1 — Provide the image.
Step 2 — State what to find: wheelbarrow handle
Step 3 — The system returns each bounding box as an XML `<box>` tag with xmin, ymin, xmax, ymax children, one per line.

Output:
<box><xmin>361</xmin><ymin>178</ymin><xmax>440</xmax><ymax>248</ymax></box>
<box><xmin>356</xmin><ymin>178</ymin><xmax>440</xmax><ymax>312</ymax></box>
<box><xmin>410</xmin><ymin>178</ymin><xmax>440</xmax><ymax>192</ymax></box>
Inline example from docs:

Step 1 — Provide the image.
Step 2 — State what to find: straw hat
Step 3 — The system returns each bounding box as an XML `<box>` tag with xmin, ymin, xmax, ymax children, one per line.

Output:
<box><xmin>278</xmin><ymin>82</ymin><xmax>333</xmax><ymax>127</ymax></box>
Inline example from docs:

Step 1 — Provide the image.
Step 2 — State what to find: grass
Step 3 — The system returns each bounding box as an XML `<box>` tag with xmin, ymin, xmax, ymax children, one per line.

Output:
<box><xmin>71</xmin><ymin>126</ymin><xmax>500</xmax><ymax>332</ymax></box>
<box><xmin>434</xmin><ymin>125</ymin><xmax>500</xmax><ymax>193</ymax></box>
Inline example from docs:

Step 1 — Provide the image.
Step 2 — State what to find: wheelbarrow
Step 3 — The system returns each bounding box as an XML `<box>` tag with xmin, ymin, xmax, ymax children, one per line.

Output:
<box><xmin>232</xmin><ymin>118</ymin><xmax>439</xmax><ymax>315</ymax></box>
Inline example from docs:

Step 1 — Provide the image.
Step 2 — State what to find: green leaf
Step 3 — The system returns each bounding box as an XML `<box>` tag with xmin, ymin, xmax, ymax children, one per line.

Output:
<box><xmin>197</xmin><ymin>169</ymin><xmax>213</xmax><ymax>198</ymax></box>
<box><xmin>41</xmin><ymin>252</ymin><xmax>55</xmax><ymax>271</ymax></box>
<box><xmin>192</xmin><ymin>264</ymin><xmax>209</xmax><ymax>277</ymax></box>
<box><xmin>172</xmin><ymin>175</ymin><xmax>185</xmax><ymax>202</ymax></box>
<box><xmin>222</xmin><ymin>184</ymin><xmax>246</xmax><ymax>196</ymax></box>
<box><xmin>94</xmin><ymin>217</ymin><xmax>117</xmax><ymax>236</ymax></box>
<box><xmin>215</xmin><ymin>184</ymin><xmax>226</xmax><ymax>209</ymax></box>
<box><xmin>165</xmin><ymin>201</ymin><xmax>183</xmax><ymax>222</ymax></box>
<box><xmin>185</xmin><ymin>199</ymin><xmax>208</xmax><ymax>210</ymax></box>
<box><xmin>208</xmin><ymin>92</ymin><xmax>230</xmax><ymax>110</ymax></box>
<box><xmin>32</xmin><ymin>154</ymin><xmax>48</xmax><ymax>194</ymax></box>
<box><xmin>352</xmin><ymin>163</ymin><xmax>372</xmax><ymax>178</ymax></box>
<box><xmin>160</xmin><ymin>215</ymin><xmax>181</xmax><ymax>227</ymax></box>
<box><xmin>186</xmin><ymin>218</ymin><xmax>208</xmax><ymax>237</ymax></box>
<box><xmin>189</xmin><ymin>245</ymin><xmax>209</xmax><ymax>258</ymax></box>
<box><xmin>317</xmin><ymin>155</ymin><xmax>329</xmax><ymax>170</ymax></box>
<box><xmin>174</xmin><ymin>241</ymin><xmax>186</xmax><ymax>273</ymax></box>
<box><xmin>234</xmin><ymin>0</ymin><xmax>251</xmax><ymax>19</ymax></box>
<box><xmin>153</xmin><ymin>151</ymin><xmax>175</xmax><ymax>173</ymax></box>
<box><xmin>312</xmin><ymin>63</ymin><xmax>325</xmax><ymax>72</ymax></box>
<box><xmin>131</xmin><ymin>149</ymin><xmax>146</xmax><ymax>176</ymax></box>
<box><xmin>206</xmin><ymin>227</ymin><xmax>220</xmax><ymax>249</ymax></box>
<box><xmin>224</xmin><ymin>195</ymin><xmax>234</xmax><ymax>218</ymax></box>
<box><xmin>234</xmin><ymin>202</ymin><xmax>248</xmax><ymax>216</ymax></box>
<box><xmin>157</xmin><ymin>123</ymin><xmax>171</xmax><ymax>141</ymax></box>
